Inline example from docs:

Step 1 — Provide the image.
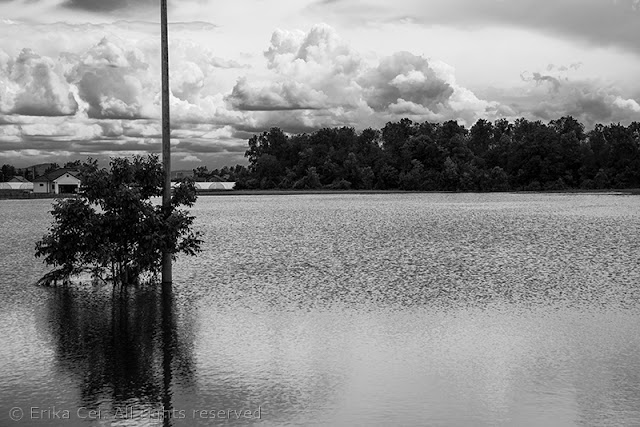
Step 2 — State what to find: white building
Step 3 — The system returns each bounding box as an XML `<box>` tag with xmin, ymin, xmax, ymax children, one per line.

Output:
<box><xmin>0</xmin><ymin>176</ymin><xmax>34</xmax><ymax>191</ymax></box>
<box><xmin>171</xmin><ymin>181</ymin><xmax>235</xmax><ymax>190</ymax></box>
<box><xmin>195</xmin><ymin>182</ymin><xmax>236</xmax><ymax>190</ymax></box>
<box><xmin>33</xmin><ymin>169</ymin><xmax>81</xmax><ymax>194</ymax></box>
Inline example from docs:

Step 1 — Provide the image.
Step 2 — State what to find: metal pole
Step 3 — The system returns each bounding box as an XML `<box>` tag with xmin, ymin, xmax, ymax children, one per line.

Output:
<box><xmin>161</xmin><ymin>0</ymin><xmax>172</xmax><ymax>287</ymax></box>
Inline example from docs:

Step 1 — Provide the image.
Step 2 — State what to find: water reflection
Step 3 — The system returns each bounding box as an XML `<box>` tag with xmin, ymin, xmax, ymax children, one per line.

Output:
<box><xmin>41</xmin><ymin>285</ymin><xmax>195</xmax><ymax>425</ymax></box>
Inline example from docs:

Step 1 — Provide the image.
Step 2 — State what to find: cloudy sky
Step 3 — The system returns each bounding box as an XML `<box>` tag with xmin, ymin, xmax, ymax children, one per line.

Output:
<box><xmin>0</xmin><ymin>0</ymin><xmax>639</xmax><ymax>169</ymax></box>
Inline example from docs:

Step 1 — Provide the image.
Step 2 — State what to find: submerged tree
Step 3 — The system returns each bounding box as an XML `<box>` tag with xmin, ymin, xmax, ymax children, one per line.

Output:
<box><xmin>35</xmin><ymin>155</ymin><xmax>202</xmax><ymax>287</ymax></box>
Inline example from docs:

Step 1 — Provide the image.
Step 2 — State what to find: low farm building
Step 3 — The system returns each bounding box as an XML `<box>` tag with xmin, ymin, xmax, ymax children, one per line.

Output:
<box><xmin>171</xmin><ymin>181</ymin><xmax>235</xmax><ymax>190</ymax></box>
<box><xmin>195</xmin><ymin>182</ymin><xmax>235</xmax><ymax>190</ymax></box>
<box><xmin>33</xmin><ymin>169</ymin><xmax>81</xmax><ymax>194</ymax></box>
<box><xmin>0</xmin><ymin>176</ymin><xmax>34</xmax><ymax>191</ymax></box>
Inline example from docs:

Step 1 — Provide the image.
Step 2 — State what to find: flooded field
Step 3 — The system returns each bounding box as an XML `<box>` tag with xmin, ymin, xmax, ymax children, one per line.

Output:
<box><xmin>1</xmin><ymin>193</ymin><xmax>639</xmax><ymax>426</ymax></box>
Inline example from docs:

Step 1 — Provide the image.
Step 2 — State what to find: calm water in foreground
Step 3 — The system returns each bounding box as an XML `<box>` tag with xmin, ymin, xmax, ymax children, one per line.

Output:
<box><xmin>1</xmin><ymin>193</ymin><xmax>640</xmax><ymax>426</ymax></box>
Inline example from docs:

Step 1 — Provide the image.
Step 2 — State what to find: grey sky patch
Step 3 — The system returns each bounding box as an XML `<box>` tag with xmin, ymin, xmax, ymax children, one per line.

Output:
<box><xmin>530</xmin><ymin>105</ymin><xmax>553</xmax><ymax>121</ymax></box>
<box><xmin>72</xmin><ymin>138</ymin><xmax>161</xmax><ymax>152</ymax></box>
<box><xmin>230</xmin><ymin>129</ymin><xmax>254</xmax><ymax>141</ymax></box>
<box><xmin>230</xmin><ymin>104</ymin><xmax>323</xmax><ymax>112</ymax></box>
<box><xmin>63</xmin><ymin>0</ymin><xmax>156</xmax><ymax>12</ymax></box>
<box><xmin>431</xmin><ymin>1</ymin><xmax>638</xmax><ymax>54</ymax></box>
<box><xmin>188</xmin><ymin>151</ymin><xmax>247</xmax><ymax>169</ymax></box>
<box><xmin>122</xmin><ymin>126</ymin><xmax>160</xmax><ymax>139</ymax></box>
<box><xmin>226</xmin><ymin>78</ymin><xmax>327</xmax><ymax>111</ymax></box>
<box><xmin>234</xmin><ymin>121</ymin><xmax>317</xmax><ymax>135</ymax></box>
<box><xmin>175</xmin><ymin>141</ymin><xmax>239</xmax><ymax>154</ymax></box>
<box><xmin>9</xmin><ymin>104</ymin><xmax>77</xmax><ymax>117</ymax></box>
<box><xmin>523</xmin><ymin>72</ymin><xmax>562</xmax><ymax>93</ymax></box>
<box><xmin>315</xmin><ymin>0</ymin><xmax>640</xmax><ymax>56</ymax></box>
<box><xmin>15</xmin><ymin>136</ymin><xmax>85</xmax><ymax>150</ymax></box>
<box><xmin>211</xmin><ymin>58</ymin><xmax>250</xmax><ymax>69</ymax></box>
<box><xmin>571</xmin><ymin>96</ymin><xmax>613</xmax><ymax>123</ymax></box>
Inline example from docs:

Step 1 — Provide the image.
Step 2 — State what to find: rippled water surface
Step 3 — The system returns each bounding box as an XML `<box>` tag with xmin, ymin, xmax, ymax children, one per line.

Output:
<box><xmin>1</xmin><ymin>193</ymin><xmax>640</xmax><ymax>426</ymax></box>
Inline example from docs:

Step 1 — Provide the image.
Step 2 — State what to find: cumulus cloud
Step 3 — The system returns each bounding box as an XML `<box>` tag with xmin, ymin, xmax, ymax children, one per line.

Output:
<box><xmin>359</xmin><ymin>52</ymin><xmax>453</xmax><ymax>112</ymax></box>
<box><xmin>1</xmin><ymin>18</ymin><xmax>639</xmax><ymax>169</ymax></box>
<box><xmin>0</xmin><ymin>19</ymin><xmax>252</xmax><ymax>168</ymax></box>
<box><xmin>227</xmin><ymin>77</ymin><xmax>328</xmax><ymax>110</ymax></box>
<box><xmin>266</xmin><ymin>24</ymin><xmax>362</xmax><ymax>76</ymax></box>
<box><xmin>0</xmin><ymin>48</ymin><xmax>78</xmax><ymax>116</ymax></box>
<box><xmin>227</xmin><ymin>24</ymin><xmax>496</xmax><ymax>131</ymax></box>
<box><xmin>229</xmin><ymin>24</ymin><xmax>364</xmax><ymax>112</ymax></box>
<box><xmin>613</xmin><ymin>96</ymin><xmax>640</xmax><ymax>113</ymax></box>
<box><xmin>0</xmin><ymin>124</ymin><xmax>21</xmax><ymax>142</ymax></box>
<box><xmin>68</xmin><ymin>37</ymin><xmax>156</xmax><ymax>120</ymax></box>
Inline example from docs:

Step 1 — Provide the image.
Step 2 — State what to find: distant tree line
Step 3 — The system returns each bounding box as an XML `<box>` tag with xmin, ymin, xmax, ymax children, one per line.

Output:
<box><xmin>4</xmin><ymin>116</ymin><xmax>639</xmax><ymax>191</ymax></box>
<box><xmin>0</xmin><ymin>160</ymin><xmax>83</xmax><ymax>182</ymax></box>
<box><xmin>192</xmin><ymin>164</ymin><xmax>250</xmax><ymax>183</ymax></box>
<box><xmin>236</xmin><ymin>117</ymin><xmax>640</xmax><ymax>191</ymax></box>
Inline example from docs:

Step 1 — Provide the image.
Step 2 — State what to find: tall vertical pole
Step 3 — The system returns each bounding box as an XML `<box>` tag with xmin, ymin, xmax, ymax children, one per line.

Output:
<box><xmin>161</xmin><ymin>0</ymin><xmax>172</xmax><ymax>288</ymax></box>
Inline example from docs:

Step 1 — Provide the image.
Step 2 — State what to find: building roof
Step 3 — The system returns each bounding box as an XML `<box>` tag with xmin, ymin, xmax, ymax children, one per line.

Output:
<box><xmin>33</xmin><ymin>168</ymin><xmax>80</xmax><ymax>183</ymax></box>
<box><xmin>9</xmin><ymin>176</ymin><xmax>30</xmax><ymax>183</ymax></box>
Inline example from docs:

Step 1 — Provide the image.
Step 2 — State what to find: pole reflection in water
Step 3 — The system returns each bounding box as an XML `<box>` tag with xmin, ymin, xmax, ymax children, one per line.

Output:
<box><xmin>42</xmin><ymin>284</ymin><xmax>194</xmax><ymax>425</ymax></box>
<box><xmin>162</xmin><ymin>285</ymin><xmax>175</xmax><ymax>427</ymax></box>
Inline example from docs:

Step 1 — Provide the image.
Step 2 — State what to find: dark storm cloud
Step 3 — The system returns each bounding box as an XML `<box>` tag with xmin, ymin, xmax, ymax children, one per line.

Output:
<box><xmin>63</xmin><ymin>0</ymin><xmax>156</xmax><ymax>12</ymax></box>
<box><xmin>11</xmin><ymin>102</ymin><xmax>77</xmax><ymax>117</ymax></box>
<box><xmin>359</xmin><ymin>51</ymin><xmax>453</xmax><ymax>112</ymax></box>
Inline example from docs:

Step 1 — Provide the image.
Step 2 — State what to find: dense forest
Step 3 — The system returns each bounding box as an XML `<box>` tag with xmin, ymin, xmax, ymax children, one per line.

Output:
<box><xmin>3</xmin><ymin>116</ymin><xmax>639</xmax><ymax>191</ymax></box>
<box><xmin>230</xmin><ymin>116</ymin><xmax>640</xmax><ymax>191</ymax></box>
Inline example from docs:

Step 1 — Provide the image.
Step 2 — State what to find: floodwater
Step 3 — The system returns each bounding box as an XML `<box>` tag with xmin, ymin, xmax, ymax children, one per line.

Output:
<box><xmin>1</xmin><ymin>193</ymin><xmax>640</xmax><ymax>426</ymax></box>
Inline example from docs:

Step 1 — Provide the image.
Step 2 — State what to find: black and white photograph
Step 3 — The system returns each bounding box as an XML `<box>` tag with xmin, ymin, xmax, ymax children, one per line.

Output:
<box><xmin>1</xmin><ymin>0</ymin><xmax>639</xmax><ymax>425</ymax></box>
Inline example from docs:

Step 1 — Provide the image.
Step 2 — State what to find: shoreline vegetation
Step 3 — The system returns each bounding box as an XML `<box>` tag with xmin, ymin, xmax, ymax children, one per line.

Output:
<box><xmin>231</xmin><ymin>117</ymin><xmax>640</xmax><ymax>193</ymax></box>
<box><xmin>2</xmin><ymin>188</ymin><xmax>639</xmax><ymax>200</ymax></box>
<box><xmin>199</xmin><ymin>188</ymin><xmax>640</xmax><ymax>196</ymax></box>
<box><xmin>3</xmin><ymin>116</ymin><xmax>640</xmax><ymax>197</ymax></box>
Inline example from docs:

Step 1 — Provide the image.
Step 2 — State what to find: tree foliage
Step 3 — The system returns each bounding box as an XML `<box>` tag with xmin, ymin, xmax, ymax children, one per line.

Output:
<box><xmin>1</xmin><ymin>164</ymin><xmax>16</xmax><ymax>182</ymax></box>
<box><xmin>235</xmin><ymin>117</ymin><xmax>640</xmax><ymax>192</ymax></box>
<box><xmin>35</xmin><ymin>155</ymin><xmax>202</xmax><ymax>286</ymax></box>
<box><xmin>192</xmin><ymin>164</ymin><xmax>249</xmax><ymax>183</ymax></box>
